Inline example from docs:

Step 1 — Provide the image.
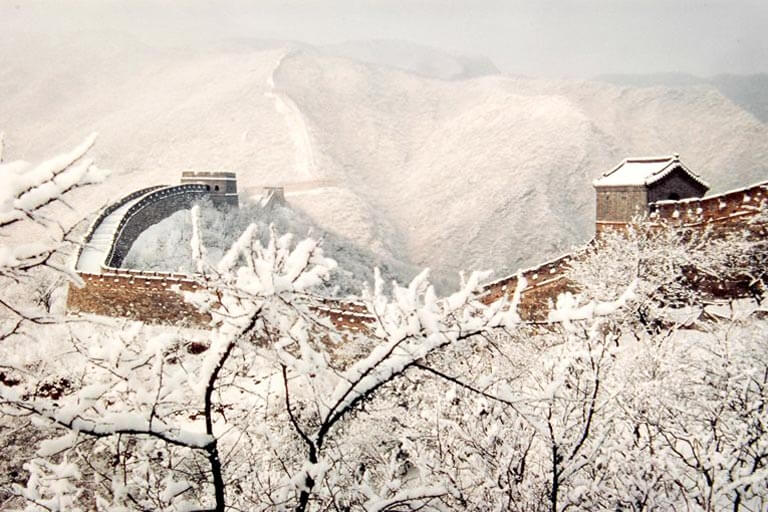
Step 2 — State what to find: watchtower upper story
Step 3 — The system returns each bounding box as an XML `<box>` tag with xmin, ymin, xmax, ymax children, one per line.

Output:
<box><xmin>593</xmin><ymin>154</ymin><xmax>709</xmax><ymax>232</ymax></box>
<box><xmin>180</xmin><ymin>171</ymin><xmax>238</xmax><ymax>207</ymax></box>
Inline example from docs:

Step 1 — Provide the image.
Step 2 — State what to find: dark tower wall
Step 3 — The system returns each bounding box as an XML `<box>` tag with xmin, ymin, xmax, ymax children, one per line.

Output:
<box><xmin>106</xmin><ymin>185</ymin><xmax>211</xmax><ymax>268</ymax></box>
<box><xmin>180</xmin><ymin>171</ymin><xmax>239</xmax><ymax>207</ymax></box>
<box><xmin>647</xmin><ymin>167</ymin><xmax>709</xmax><ymax>204</ymax></box>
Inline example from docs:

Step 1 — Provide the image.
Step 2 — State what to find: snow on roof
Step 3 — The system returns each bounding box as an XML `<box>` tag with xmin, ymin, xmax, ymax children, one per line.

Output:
<box><xmin>593</xmin><ymin>154</ymin><xmax>710</xmax><ymax>189</ymax></box>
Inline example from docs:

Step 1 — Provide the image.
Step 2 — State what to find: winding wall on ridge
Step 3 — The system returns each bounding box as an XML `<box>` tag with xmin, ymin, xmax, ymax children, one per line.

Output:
<box><xmin>479</xmin><ymin>180</ymin><xmax>768</xmax><ymax>322</ymax></box>
<box><xmin>67</xmin><ymin>180</ymin><xmax>768</xmax><ymax>329</ymax></box>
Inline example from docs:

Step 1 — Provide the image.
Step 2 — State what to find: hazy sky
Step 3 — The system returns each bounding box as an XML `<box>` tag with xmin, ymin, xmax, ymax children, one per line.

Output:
<box><xmin>2</xmin><ymin>0</ymin><xmax>767</xmax><ymax>78</ymax></box>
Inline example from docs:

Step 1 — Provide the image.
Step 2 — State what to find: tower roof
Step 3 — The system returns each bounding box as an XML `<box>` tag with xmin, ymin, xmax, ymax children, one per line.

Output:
<box><xmin>593</xmin><ymin>154</ymin><xmax>709</xmax><ymax>189</ymax></box>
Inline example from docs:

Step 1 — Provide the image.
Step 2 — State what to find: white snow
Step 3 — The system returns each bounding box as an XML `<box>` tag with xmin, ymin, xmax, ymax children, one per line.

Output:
<box><xmin>265</xmin><ymin>52</ymin><xmax>317</xmax><ymax>180</ymax></box>
<box><xmin>594</xmin><ymin>155</ymin><xmax>709</xmax><ymax>189</ymax></box>
<box><xmin>2</xmin><ymin>36</ymin><xmax>768</xmax><ymax>279</ymax></box>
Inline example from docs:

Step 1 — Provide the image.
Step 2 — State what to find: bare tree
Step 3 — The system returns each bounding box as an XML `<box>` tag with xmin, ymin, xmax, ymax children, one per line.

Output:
<box><xmin>3</xmin><ymin>137</ymin><xmax>768</xmax><ymax>512</ymax></box>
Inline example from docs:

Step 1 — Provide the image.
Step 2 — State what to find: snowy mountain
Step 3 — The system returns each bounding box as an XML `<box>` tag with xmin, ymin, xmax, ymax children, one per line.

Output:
<box><xmin>2</xmin><ymin>33</ymin><xmax>767</xmax><ymax>285</ymax></box>
<box><xmin>597</xmin><ymin>72</ymin><xmax>768</xmax><ymax>123</ymax></box>
<box><xmin>318</xmin><ymin>39</ymin><xmax>499</xmax><ymax>80</ymax></box>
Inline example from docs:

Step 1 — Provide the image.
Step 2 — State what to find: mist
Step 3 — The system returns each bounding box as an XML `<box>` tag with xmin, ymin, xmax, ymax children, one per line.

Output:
<box><xmin>1</xmin><ymin>0</ymin><xmax>766</xmax><ymax>78</ymax></box>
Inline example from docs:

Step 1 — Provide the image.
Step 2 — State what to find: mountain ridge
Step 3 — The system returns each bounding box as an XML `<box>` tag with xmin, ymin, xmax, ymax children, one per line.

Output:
<box><xmin>1</xmin><ymin>35</ymin><xmax>766</xmax><ymax>284</ymax></box>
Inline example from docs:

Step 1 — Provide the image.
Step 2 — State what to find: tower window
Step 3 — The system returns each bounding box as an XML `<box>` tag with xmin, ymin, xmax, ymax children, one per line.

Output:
<box><xmin>214</xmin><ymin>185</ymin><xmax>220</xmax><ymax>191</ymax></box>
<box><xmin>667</xmin><ymin>192</ymin><xmax>680</xmax><ymax>201</ymax></box>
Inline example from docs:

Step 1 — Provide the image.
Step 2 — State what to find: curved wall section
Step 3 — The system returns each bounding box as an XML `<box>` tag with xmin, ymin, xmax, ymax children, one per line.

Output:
<box><xmin>105</xmin><ymin>184</ymin><xmax>212</xmax><ymax>268</ymax></box>
<box><xmin>76</xmin><ymin>186</ymin><xmax>167</xmax><ymax>273</ymax></box>
<box><xmin>67</xmin><ymin>172</ymin><xmax>765</xmax><ymax>328</ymax></box>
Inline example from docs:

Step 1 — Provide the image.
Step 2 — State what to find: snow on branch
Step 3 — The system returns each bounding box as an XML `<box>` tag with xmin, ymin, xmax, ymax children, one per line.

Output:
<box><xmin>0</xmin><ymin>384</ymin><xmax>213</xmax><ymax>449</ymax></box>
<box><xmin>547</xmin><ymin>279</ymin><xmax>638</xmax><ymax>324</ymax></box>
<box><xmin>0</xmin><ymin>133</ymin><xmax>107</xmax><ymax>228</ymax></box>
<box><xmin>363</xmin><ymin>485</ymin><xmax>453</xmax><ymax>512</ymax></box>
<box><xmin>0</xmin><ymin>134</ymin><xmax>109</xmax><ymax>284</ymax></box>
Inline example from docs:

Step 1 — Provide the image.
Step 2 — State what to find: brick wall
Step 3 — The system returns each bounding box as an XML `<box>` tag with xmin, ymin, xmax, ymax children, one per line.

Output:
<box><xmin>596</xmin><ymin>186</ymin><xmax>648</xmax><ymax>223</ymax></box>
<box><xmin>107</xmin><ymin>186</ymin><xmax>211</xmax><ymax>268</ymax></box>
<box><xmin>650</xmin><ymin>181</ymin><xmax>767</xmax><ymax>225</ymax></box>
<box><xmin>180</xmin><ymin>171</ymin><xmax>239</xmax><ymax>207</ymax></box>
<box><xmin>67</xmin><ymin>271</ymin><xmax>377</xmax><ymax>331</ymax></box>
<box><xmin>481</xmin><ymin>252</ymin><xmax>577</xmax><ymax>322</ymax></box>
<box><xmin>647</xmin><ymin>168</ymin><xmax>708</xmax><ymax>204</ymax></box>
<box><xmin>67</xmin><ymin>271</ymin><xmax>211</xmax><ymax>327</ymax></box>
<box><xmin>67</xmin><ymin>182</ymin><xmax>768</xmax><ymax>329</ymax></box>
<box><xmin>74</xmin><ymin>186</ymin><xmax>166</xmax><ymax>267</ymax></box>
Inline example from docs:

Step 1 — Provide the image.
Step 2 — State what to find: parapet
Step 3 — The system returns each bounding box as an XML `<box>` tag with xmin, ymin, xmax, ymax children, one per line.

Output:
<box><xmin>180</xmin><ymin>170</ymin><xmax>238</xmax><ymax>207</ymax></box>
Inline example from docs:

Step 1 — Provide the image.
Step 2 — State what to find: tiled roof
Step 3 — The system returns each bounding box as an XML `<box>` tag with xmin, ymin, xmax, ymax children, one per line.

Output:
<box><xmin>594</xmin><ymin>154</ymin><xmax>710</xmax><ymax>189</ymax></box>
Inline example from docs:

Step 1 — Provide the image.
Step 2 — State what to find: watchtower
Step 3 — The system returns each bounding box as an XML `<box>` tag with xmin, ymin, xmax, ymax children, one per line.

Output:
<box><xmin>180</xmin><ymin>171</ymin><xmax>239</xmax><ymax>207</ymax></box>
<box><xmin>593</xmin><ymin>154</ymin><xmax>709</xmax><ymax>233</ymax></box>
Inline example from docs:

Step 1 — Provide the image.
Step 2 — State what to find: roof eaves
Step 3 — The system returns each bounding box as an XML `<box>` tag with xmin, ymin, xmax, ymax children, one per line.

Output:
<box><xmin>643</xmin><ymin>160</ymin><xmax>677</xmax><ymax>185</ymax></box>
<box><xmin>592</xmin><ymin>159</ymin><xmax>627</xmax><ymax>187</ymax></box>
<box><xmin>593</xmin><ymin>156</ymin><xmax>675</xmax><ymax>187</ymax></box>
<box><xmin>644</xmin><ymin>160</ymin><xmax>710</xmax><ymax>190</ymax></box>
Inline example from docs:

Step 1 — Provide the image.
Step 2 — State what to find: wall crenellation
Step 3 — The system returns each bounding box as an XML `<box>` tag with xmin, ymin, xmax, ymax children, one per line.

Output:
<box><xmin>66</xmin><ymin>164</ymin><xmax>768</xmax><ymax>328</ymax></box>
<box><xmin>67</xmin><ymin>272</ymin><xmax>211</xmax><ymax>326</ymax></box>
<box><xmin>106</xmin><ymin>185</ymin><xmax>212</xmax><ymax>268</ymax></box>
<box><xmin>73</xmin><ymin>185</ymin><xmax>167</xmax><ymax>268</ymax></box>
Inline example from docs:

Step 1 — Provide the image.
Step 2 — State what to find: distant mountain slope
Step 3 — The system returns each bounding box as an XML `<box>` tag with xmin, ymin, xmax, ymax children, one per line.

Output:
<box><xmin>710</xmin><ymin>74</ymin><xmax>768</xmax><ymax>124</ymax></box>
<box><xmin>596</xmin><ymin>72</ymin><xmax>768</xmax><ymax>123</ymax></box>
<box><xmin>2</xmin><ymin>34</ymin><xmax>767</xmax><ymax>285</ymax></box>
<box><xmin>274</xmin><ymin>53</ymin><xmax>768</xmax><ymax>274</ymax></box>
<box><xmin>318</xmin><ymin>39</ymin><xmax>499</xmax><ymax>80</ymax></box>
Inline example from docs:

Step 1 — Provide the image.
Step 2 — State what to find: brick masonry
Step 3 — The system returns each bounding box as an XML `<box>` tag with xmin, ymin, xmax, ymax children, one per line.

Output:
<box><xmin>646</xmin><ymin>169</ymin><xmax>709</xmax><ymax>204</ymax></box>
<box><xmin>67</xmin><ymin>271</ymin><xmax>211</xmax><ymax>326</ymax></box>
<box><xmin>67</xmin><ymin>180</ymin><xmax>768</xmax><ymax>328</ymax></box>
<box><xmin>107</xmin><ymin>186</ymin><xmax>212</xmax><ymax>268</ymax></box>
<box><xmin>595</xmin><ymin>165</ymin><xmax>709</xmax><ymax>225</ymax></box>
<box><xmin>596</xmin><ymin>186</ymin><xmax>649</xmax><ymax>224</ymax></box>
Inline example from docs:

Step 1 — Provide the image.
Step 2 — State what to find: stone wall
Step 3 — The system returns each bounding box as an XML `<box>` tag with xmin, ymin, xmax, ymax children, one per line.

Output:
<box><xmin>650</xmin><ymin>181</ymin><xmax>767</xmax><ymax>225</ymax></box>
<box><xmin>180</xmin><ymin>171</ymin><xmax>238</xmax><ymax>207</ymax></box>
<box><xmin>481</xmin><ymin>253</ymin><xmax>577</xmax><ymax>322</ymax></box>
<box><xmin>67</xmin><ymin>181</ymin><xmax>768</xmax><ymax>329</ymax></box>
<box><xmin>106</xmin><ymin>185</ymin><xmax>212</xmax><ymax>268</ymax></box>
<box><xmin>67</xmin><ymin>271</ymin><xmax>210</xmax><ymax>326</ymax></box>
<box><xmin>595</xmin><ymin>166</ymin><xmax>710</xmax><ymax>226</ymax></box>
<box><xmin>67</xmin><ymin>271</ymin><xmax>378</xmax><ymax>330</ymax></box>
<box><xmin>310</xmin><ymin>301</ymin><xmax>375</xmax><ymax>332</ymax></box>
<box><xmin>647</xmin><ymin>168</ymin><xmax>708</xmax><ymax>204</ymax></box>
<box><xmin>74</xmin><ymin>185</ymin><xmax>166</xmax><ymax>267</ymax></box>
<box><xmin>595</xmin><ymin>186</ymin><xmax>648</xmax><ymax>224</ymax></box>
<box><xmin>180</xmin><ymin>171</ymin><xmax>237</xmax><ymax>193</ymax></box>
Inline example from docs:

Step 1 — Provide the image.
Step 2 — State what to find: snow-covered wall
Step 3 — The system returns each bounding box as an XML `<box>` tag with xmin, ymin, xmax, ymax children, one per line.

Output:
<box><xmin>5</xmin><ymin>38</ymin><xmax>768</xmax><ymax>280</ymax></box>
<box><xmin>67</xmin><ymin>180</ymin><xmax>768</xmax><ymax>326</ymax></box>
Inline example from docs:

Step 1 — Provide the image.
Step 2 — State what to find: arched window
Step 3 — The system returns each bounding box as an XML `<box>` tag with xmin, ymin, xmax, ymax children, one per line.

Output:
<box><xmin>667</xmin><ymin>192</ymin><xmax>680</xmax><ymax>201</ymax></box>
<box><xmin>214</xmin><ymin>185</ymin><xmax>220</xmax><ymax>191</ymax></box>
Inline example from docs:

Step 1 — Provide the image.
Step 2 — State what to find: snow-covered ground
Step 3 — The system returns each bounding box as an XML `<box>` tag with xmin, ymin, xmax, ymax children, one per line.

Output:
<box><xmin>2</xmin><ymin>34</ymin><xmax>767</xmax><ymax>281</ymax></box>
<box><xmin>264</xmin><ymin>51</ymin><xmax>318</xmax><ymax>181</ymax></box>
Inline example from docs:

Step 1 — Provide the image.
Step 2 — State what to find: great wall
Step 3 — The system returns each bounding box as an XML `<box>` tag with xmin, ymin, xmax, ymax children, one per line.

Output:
<box><xmin>66</xmin><ymin>157</ymin><xmax>768</xmax><ymax>329</ymax></box>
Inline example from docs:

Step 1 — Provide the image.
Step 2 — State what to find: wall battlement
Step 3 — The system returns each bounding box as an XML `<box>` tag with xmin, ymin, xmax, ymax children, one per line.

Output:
<box><xmin>181</xmin><ymin>171</ymin><xmax>237</xmax><ymax>178</ymax></box>
<box><xmin>105</xmin><ymin>184</ymin><xmax>213</xmax><ymax>268</ymax></box>
<box><xmin>67</xmin><ymin>272</ymin><xmax>210</xmax><ymax>326</ymax></box>
<box><xmin>180</xmin><ymin>171</ymin><xmax>238</xmax><ymax>207</ymax></box>
<box><xmin>67</xmin><ymin>169</ymin><xmax>768</xmax><ymax>329</ymax></box>
<box><xmin>650</xmin><ymin>181</ymin><xmax>767</xmax><ymax>223</ymax></box>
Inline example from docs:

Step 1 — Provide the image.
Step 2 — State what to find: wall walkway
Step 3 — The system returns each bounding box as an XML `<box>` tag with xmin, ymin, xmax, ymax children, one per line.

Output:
<box><xmin>67</xmin><ymin>181</ymin><xmax>768</xmax><ymax>328</ymax></box>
